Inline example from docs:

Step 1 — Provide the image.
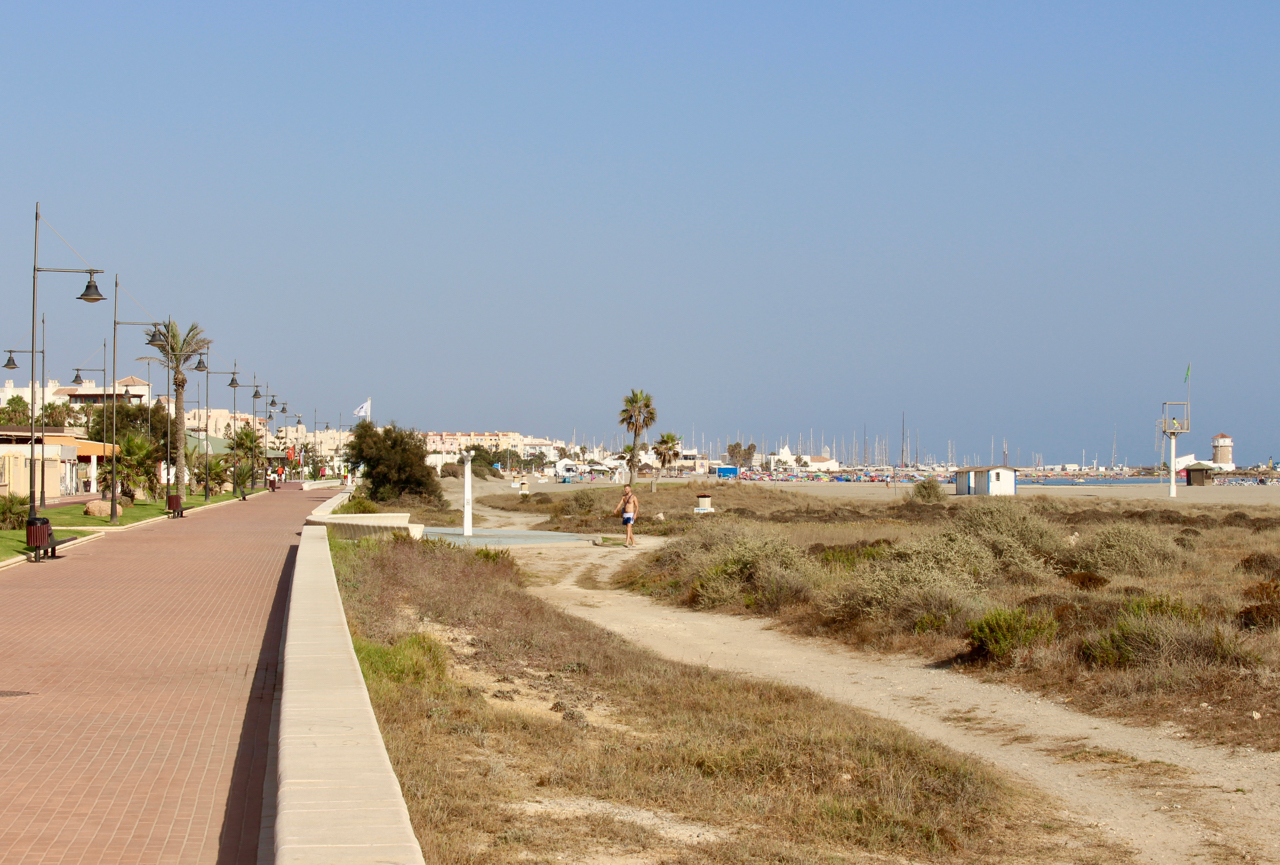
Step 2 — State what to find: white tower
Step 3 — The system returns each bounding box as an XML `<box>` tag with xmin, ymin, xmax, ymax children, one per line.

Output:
<box><xmin>1212</xmin><ymin>433</ymin><xmax>1234</xmax><ymax>469</ymax></box>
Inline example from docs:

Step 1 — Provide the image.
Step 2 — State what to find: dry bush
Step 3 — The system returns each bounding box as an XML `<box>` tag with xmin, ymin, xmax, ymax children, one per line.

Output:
<box><xmin>331</xmin><ymin>533</ymin><xmax>1024</xmax><ymax>861</ymax></box>
<box><xmin>1071</xmin><ymin>523</ymin><xmax>1178</xmax><ymax>579</ymax></box>
<box><xmin>911</xmin><ymin>477</ymin><xmax>947</xmax><ymax>503</ymax></box>
<box><xmin>816</xmin><ymin>532</ymin><xmax>991</xmax><ymax>623</ymax></box>
<box><xmin>627</xmin><ymin>518</ymin><xmax>829</xmax><ymax>612</ymax></box>
<box><xmin>1079</xmin><ymin>594</ymin><xmax>1257</xmax><ymax>669</ymax></box>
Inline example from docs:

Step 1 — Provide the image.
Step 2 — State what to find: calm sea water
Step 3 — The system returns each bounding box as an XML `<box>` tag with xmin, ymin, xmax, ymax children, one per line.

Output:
<box><xmin>1022</xmin><ymin>477</ymin><xmax>1163</xmax><ymax>486</ymax></box>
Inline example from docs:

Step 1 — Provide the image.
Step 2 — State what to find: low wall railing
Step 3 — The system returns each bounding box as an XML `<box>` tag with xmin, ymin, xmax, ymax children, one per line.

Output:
<box><xmin>274</xmin><ymin>492</ymin><xmax>424</xmax><ymax>864</ymax></box>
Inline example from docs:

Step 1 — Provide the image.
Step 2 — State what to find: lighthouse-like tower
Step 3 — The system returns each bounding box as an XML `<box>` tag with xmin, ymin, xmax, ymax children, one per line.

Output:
<box><xmin>1211</xmin><ymin>434</ymin><xmax>1234</xmax><ymax>470</ymax></box>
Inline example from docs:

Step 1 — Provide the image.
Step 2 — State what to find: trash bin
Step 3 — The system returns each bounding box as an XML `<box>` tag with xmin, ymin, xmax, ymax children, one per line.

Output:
<box><xmin>167</xmin><ymin>493</ymin><xmax>184</xmax><ymax>516</ymax></box>
<box><xmin>26</xmin><ymin>517</ymin><xmax>50</xmax><ymax>549</ymax></box>
<box><xmin>269</xmin><ymin>479</ymin><xmax>277</xmax><ymax>492</ymax></box>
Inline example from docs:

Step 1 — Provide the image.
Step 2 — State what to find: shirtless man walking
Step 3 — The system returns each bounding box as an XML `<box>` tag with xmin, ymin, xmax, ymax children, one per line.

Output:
<box><xmin>612</xmin><ymin>484</ymin><xmax>639</xmax><ymax>547</ymax></box>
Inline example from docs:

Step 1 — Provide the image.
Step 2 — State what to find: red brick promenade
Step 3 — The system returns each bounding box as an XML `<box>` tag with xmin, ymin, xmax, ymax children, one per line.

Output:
<box><xmin>0</xmin><ymin>487</ymin><xmax>333</xmax><ymax>864</ymax></box>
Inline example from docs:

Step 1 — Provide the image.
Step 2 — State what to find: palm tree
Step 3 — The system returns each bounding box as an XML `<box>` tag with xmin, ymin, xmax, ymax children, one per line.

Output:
<box><xmin>98</xmin><ymin>433</ymin><xmax>161</xmax><ymax>500</ymax></box>
<box><xmin>138</xmin><ymin>320</ymin><xmax>212</xmax><ymax>492</ymax></box>
<box><xmin>617</xmin><ymin>389</ymin><xmax>656</xmax><ymax>487</ymax></box>
<box><xmin>653</xmin><ymin>432</ymin><xmax>682</xmax><ymax>479</ymax></box>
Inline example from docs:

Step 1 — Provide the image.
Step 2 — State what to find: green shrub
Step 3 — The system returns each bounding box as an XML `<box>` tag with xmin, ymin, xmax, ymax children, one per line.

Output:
<box><xmin>353</xmin><ymin>633</ymin><xmax>448</xmax><ymax>686</ymax></box>
<box><xmin>335</xmin><ymin>495</ymin><xmax>380</xmax><ymax>515</ymax></box>
<box><xmin>439</xmin><ymin>463</ymin><xmax>464</xmax><ymax>480</ymax></box>
<box><xmin>966</xmin><ymin>607</ymin><xmax>1058</xmax><ymax>660</ymax></box>
<box><xmin>473</xmin><ymin>546</ymin><xmax>513</xmax><ymax>565</ymax></box>
<box><xmin>1073</xmin><ymin>523</ymin><xmax>1177</xmax><ymax>578</ymax></box>
<box><xmin>911</xmin><ymin>477</ymin><xmax>947</xmax><ymax>503</ymax></box>
<box><xmin>343</xmin><ymin>420</ymin><xmax>446</xmax><ymax>504</ymax></box>
<box><xmin>0</xmin><ymin>494</ymin><xmax>30</xmax><ymax>530</ymax></box>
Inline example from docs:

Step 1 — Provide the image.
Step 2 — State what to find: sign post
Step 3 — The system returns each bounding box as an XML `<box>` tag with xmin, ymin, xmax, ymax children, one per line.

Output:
<box><xmin>463</xmin><ymin>450</ymin><xmax>473</xmax><ymax>537</ymax></box>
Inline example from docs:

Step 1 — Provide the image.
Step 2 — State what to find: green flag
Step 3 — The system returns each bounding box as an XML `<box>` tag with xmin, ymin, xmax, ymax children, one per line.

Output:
<box><xmin>1185</xmin><ymin>363</ymin><xmax>1191</xmax><ymax>383</ymax></box>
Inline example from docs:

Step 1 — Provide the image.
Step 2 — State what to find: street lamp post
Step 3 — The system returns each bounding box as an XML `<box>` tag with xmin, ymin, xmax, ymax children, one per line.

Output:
<box><xmin>31</xmin><ymin>202</ymin><xmax>104</xmax><ymax>522</ymax></box>
<box><xmin>3</xmin><ymin>346</ymin><xmax>45</xmax><ymax>507</ymax></box>
<box><xmin>200</xmin><ymin>358</ymin><xmax>242</xmax><ymax>501</ymax></box>
<box><xmin>70</xmin><ymin>339</ymin><xmax>108</xmax><ymax>495</ymax></box>
<box><xmin>106</xmin><ymin>283</ymin><xmax>166</xmax><ymax>525</ymax></box>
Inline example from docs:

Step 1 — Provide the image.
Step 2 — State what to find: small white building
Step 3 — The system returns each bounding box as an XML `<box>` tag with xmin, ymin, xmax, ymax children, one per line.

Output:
<box><xmin>954</xmin><ymin>466</ymin><xmax>1017</xmax><ymax>496</ymax></box>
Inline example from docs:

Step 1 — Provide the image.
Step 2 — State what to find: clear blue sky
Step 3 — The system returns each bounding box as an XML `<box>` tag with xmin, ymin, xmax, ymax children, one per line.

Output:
<box><xmin>2</xmin><ymin>3</ymin><xmax>1276</xmax><ymax>465</ymax></box>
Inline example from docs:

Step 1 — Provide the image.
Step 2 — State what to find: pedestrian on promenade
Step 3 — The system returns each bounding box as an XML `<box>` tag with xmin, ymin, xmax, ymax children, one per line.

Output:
<box><xmin>611</xmin><ymin>484</ymin><xmax>639</xmax><ymax>548</ymax></box>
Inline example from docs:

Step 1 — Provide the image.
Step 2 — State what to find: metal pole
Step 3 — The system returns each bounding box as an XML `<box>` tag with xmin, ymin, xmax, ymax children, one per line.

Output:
<box><xmin>29</xmin><ymin>204</ymin><xmax>40</xmax><ymax>521</ymax></box>
<box><xmin>204</xmin><ymin>355</ymin><xmax>210</xmax><ymax>501</ymax></box>
<box><xmin>165</xmin><ymin>324</ymin><xmax>172</xmax><ymax>507</ymax></box>
<box><xmin>111</xmin><ymin>280</ymin><xmax>119</xmax><ymax>524</ymax></box>
<box><xmin>40</xmin><ymin>314</ymin><xmax>46</xmax><ymax>508</ymax></box>
<box><xmin>1169</xmin><ymin>434</ymin><xmax>1177</xmax><ymax>499</ymax></box>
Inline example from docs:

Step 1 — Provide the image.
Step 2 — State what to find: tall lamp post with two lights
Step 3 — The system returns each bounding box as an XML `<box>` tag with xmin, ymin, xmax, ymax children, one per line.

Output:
<box><xmin>30</xmin><ymin>202</ymin><xmax>105</xmax><ymax>522</ymax></box>
<box><xmin>80</xmin><ymin>274</ymin><xmax>167</xmax><ymax>524</ymax></box>
<box><xmin>69</xmin><ymin>340</ymin><xmax>108</xmax><ymax>494</ymax></box>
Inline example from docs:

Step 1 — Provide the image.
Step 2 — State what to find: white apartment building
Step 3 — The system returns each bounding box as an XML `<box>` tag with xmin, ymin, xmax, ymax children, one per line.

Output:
<box><xmin>2</xmin><ymin>376</ymin><xmax>153</xmax><ymax>413</ymax></box>
<box><xmin>423</xmin><ymin>431</ymin><xmax>565</xmax><ymax>459</ymax></box>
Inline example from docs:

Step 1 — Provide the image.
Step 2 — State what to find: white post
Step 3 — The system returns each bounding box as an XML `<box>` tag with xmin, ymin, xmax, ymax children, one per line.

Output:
<box><xmin>463</xmin><ymin>450</ymin><xmax>473</xmax><ymax>537</ymax></box>
<box><xmin>1169</xmin><ymin>434</ymin><xmax>1177</xmax><ymax>498</ymax></box>
<box><xmin>90</xmin><ymin>453</ymin><xmax>98</xmax><ymax>493</ymax></box>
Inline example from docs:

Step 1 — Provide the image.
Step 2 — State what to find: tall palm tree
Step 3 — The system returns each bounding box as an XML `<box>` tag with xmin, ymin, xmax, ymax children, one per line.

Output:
<box><xmin>617</xmin><ymin>389</ymin><xmax>656</xmax><ymax>487</ymax></box>
<box><xmin>138</xmin><ymin>320</ymin><xmax>211</xmax><ymax>492</ymax></box>
<box><xmin>653</xmin><ymin>432</ymin><xmax>682</xmax><ymax>478</ymax></box>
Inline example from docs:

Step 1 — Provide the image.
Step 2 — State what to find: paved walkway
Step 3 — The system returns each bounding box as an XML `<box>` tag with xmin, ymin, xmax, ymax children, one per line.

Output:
<box><xmin>0</xmin><ymin>486</ymin><xmax>332</xmax><ymax>864</ymax></box>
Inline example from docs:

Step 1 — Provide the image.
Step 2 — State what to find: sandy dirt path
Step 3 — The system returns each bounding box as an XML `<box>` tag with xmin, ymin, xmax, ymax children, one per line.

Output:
<box><xmin>506</xmin><ymin>533</ymin><xmax>1280</xmax><ymax>865</ymax></box>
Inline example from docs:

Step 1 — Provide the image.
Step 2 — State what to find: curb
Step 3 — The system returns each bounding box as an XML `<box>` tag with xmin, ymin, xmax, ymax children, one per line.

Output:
<box><xmin>47</xmin><ymin>488</ymin><xmax>272</xmax><ymax>533</ymax></box>
<box><xmin>0</xmin><ymin>531</ymin><xmax>107</xmax><ymax>572</ymax></box>
<box><xmin>274</xmin><ymin>491</ymin><xmax>425</xmax><ymax>864</ymax></box>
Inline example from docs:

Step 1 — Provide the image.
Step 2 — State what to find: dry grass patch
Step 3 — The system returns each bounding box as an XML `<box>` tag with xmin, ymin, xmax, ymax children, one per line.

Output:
<box><xmin>332</xmin><ymin>534</ymin><xmax>1081</xmax><ymax>864</ymax></box>
<box><xmin>616</xmin><ymin>493</ymin><xmax>1280</xmax><ymax>750</ymax></box>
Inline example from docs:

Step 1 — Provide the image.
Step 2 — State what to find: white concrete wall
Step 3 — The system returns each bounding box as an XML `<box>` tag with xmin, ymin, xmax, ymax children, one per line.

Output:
<box><xmin>275</xmin><ymin>519</ymin><xmax>424</xmax><ymax>864</ymax></box>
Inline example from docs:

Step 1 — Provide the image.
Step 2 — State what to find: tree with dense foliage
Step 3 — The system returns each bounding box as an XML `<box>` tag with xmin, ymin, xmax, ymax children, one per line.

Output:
<box><xmin>37</xmin><ymin>402</ymin><xmax>82</xmax><ymax>428</ymax></box>
<box><xmin>617</xmin><ymin>389</ymin><xmax>656</xmax><ymax>486</ymax></box>
<box><xmin>343</xmin><ymin>420</ymin><xmax>445</xmax><ymax>504</ymax></box>
<box><xmin>0</xmin><ymin>395</ymin><xmax>30</xmax><ymax>426</ymax></box>
<box><xmin>726</xmin><ymin>441</ymin><xmax>757</xmax><ymax>469</ymax></box>
<box><xmin>88</xmin><ymin>402</ymin><xmax>171</xmax><ymax>453</ymax></box>
<box><xmin>138</xmin><ymin>320</ymin><xmax>211</xmax><ymax>491</ymax></box>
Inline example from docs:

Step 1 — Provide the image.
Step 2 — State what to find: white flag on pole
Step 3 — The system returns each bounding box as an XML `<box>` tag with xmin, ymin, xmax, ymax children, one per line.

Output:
<box><xmin>353</xmin><ymin>398</ymin><xmax>371</xmax><ymax>419</ymax></box>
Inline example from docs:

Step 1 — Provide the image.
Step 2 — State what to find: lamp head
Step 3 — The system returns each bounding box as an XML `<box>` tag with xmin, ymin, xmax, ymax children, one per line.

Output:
<box><xmin>228</xmin><ymin>373</ymin><xmax>240</xmax><ymax>389</ymax></box>
<box><xmin>71</xmin><ymin>370</ymin><xmax>84</xmax><ymax>386</ymax></box>
<box><xmin>78</xmin><ymin>275</ymin><xmax>106</xmax><ymax>303</ymax></box>
<box><xmin>269</xmin><ymin>396</ymin><xmax>278</xmax><ymax>408</ymax></box>
<box><xmin>280</xmin><ymin>403</ymin><xmax>287</xmax><ymax>413</ymax></box>
<box><xmin>194</xmin><ymin>356</ymin><xmax>207</xmax><ymax>373</ymax></box>
<box><xmin>252</xmin><ymin>388</ymin><xmax>262</xmax><ymax>400</ymax></box>
<box><xmin>146</xmin><ymin>329</ymin><xmax>167</xmax><ymax>349</ymax></box>
<box><xmin>267</xmin><ymin>412</ymin><xmax>274</xmax><ymax>421</ymax></box>
<box><xmin>3</xmin><ymin>352</ymin><xmax>17</xmax><ymax>370</ymax></box>
<box><xmin>325</xmin><ymin>422</ymin><xmax>330</xmax><ymax>431</ymax></box>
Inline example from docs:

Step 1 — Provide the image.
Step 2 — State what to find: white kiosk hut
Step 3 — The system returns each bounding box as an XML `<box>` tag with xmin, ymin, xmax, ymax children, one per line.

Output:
<box><xmin>954</xmin><ymin>466</ymin><xmax>1017</xmax><ymax>496</ymax></box>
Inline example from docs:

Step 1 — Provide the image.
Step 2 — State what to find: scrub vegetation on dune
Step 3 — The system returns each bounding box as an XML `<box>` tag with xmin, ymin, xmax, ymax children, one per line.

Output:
<box><xmin>330</xmin><ymin>533</ymin><xmax>1078</xmax><ymax>864</ymax></box>
<box><xmin>617</xmin><ymin>495</ymin><xmax>1280</xmax><ymax>750</ymax></box>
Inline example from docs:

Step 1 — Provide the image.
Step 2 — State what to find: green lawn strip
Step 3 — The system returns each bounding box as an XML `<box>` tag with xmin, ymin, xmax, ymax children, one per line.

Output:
<box><xmin>0</xmin><ymin>528</ymin><xmax>94</xmax><ymax>559</ymax></box>
<box><xmin>42</xmin><ymin>491</ymin><xmax>243</xmax><ymax>527</ymax></box>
